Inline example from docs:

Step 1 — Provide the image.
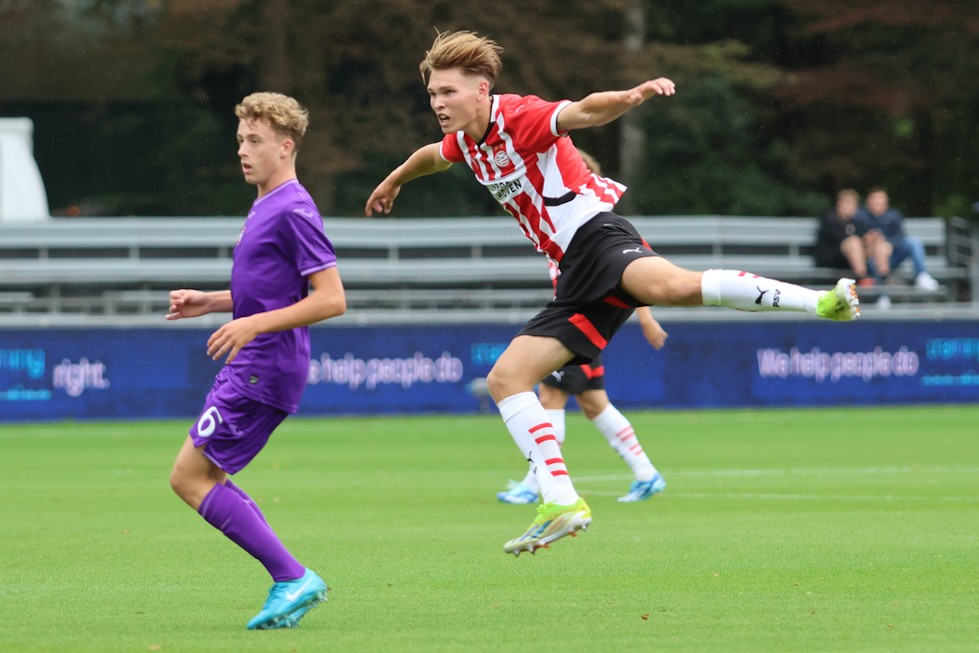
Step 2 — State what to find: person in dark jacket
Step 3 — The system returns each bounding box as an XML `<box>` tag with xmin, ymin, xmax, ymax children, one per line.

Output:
<box><xmin>815</xmin><ymin>189</ymin><xmax>875</xmax><ymax>286</ymax></box>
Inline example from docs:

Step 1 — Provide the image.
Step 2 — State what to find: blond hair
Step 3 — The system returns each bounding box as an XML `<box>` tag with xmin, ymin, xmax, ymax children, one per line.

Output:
<box><xmin>419</xmin><ymin>30</ymin><xmax>503</xmax><ymax>88</ymax></box>
<box><xmin>234</xmin><ymin>92</ymin><xmax>309</xmax><ymax>148</ymax></box>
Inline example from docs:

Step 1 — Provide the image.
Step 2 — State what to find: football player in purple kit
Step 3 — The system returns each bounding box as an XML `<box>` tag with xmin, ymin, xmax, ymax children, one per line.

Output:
<box><xmin>166</xmin><ymin>92</ymin><xmax>346</xmax><ymax>630</ymax></box>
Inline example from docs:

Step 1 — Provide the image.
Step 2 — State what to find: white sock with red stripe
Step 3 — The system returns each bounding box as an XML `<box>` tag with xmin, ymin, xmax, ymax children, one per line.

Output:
<box><xmin>701</xmin><ymin>269</ymin><xmax>819</xmax><ymax>313</ymax></box>
<box><xmin>591</xmin><ymin>404</ymin><xmax>657</xmax><ymax>482</ymax></box>
<box><xmin>497</xmin><ymin>392</ymin><xmax>578</xmax><ymax>505</ymax></box>
<box><xmin>518</xmin><ymin>409</ymin><xmax>566</xmax><ymax>493</ymax></box>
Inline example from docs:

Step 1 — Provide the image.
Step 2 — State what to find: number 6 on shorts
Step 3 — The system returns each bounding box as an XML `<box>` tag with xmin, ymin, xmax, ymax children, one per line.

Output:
<box><xmin>196</xmin><ymin>405</ymin><xmax>224</xmax><ymax>438</ymax></box>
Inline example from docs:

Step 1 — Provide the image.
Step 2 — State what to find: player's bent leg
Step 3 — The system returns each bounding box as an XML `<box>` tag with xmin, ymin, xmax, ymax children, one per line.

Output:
<box><xmin>486</xmin><ymin>335</ymin><xmax>574</xmax><ymax>401</ymax></box>
<box><xmin>170</xmin><ymin>436</ymin><xmax>224</xmax><ymax>510</ymax></box>
<box><xmin>620</xmin><ymin>256</ymin><xmax>704</xmax><ymax>307</ymax></box>
<box><xmin>488</xmin><ymin>336</ymin><xmax>577</xmax><ymax>503</ymax></box>
<box><xmin>622</xmin><ymin>257</ymin><xmax>859</xmax><ymax>320</ymax></box>
<box><xmin>699</xmin><ymin>269</ymin><xmax>858</xmax><ymax>320</ymax></box>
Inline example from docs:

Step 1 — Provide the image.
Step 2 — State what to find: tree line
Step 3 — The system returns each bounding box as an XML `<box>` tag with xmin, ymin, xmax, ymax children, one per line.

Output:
<box><xmin>1</xmin><ymin>0</ymin><xmax>976</xmax><ymax>220</ymax></box>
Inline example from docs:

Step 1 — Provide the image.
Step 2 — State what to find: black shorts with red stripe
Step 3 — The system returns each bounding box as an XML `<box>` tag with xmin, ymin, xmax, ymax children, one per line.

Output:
<box><xmin>518</xmin><ymin>212</ymin><xmax>657</xmax><ymax>365</ymax></box>
<box><xmin>540</xmin><ymin>354</ymin><xmax>606</xmax><ymax>394</ymax></box>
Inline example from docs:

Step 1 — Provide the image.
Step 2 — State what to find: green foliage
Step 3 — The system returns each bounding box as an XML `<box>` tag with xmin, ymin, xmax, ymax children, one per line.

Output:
<box><xmin>0</xmin><ymin>0</ymin><xmax>976</xmax><ymax>217</ymax></box>
<box><xmin>632</xmin><ymin>75</ymin><xmax>825</xmax><ymax>216</ymax></box>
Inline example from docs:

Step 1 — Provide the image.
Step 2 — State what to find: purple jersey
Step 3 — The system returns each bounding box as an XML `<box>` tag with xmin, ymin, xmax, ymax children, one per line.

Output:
<box><xmin>227</xmin><ymin>179</ymin><xmax>337</xmax><ymax>412</ymax></box>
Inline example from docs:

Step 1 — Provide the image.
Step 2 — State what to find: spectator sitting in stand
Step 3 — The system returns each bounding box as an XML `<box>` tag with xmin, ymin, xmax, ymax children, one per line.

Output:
<box><xmin>814</xmin><ymin>189</ymin><xmax>876</xmax><ymax>287</ymax></box>
<box><xmin>855</xmin><ymin>187</ymin><xmax>939</xmax><ymax>291</ymax></box>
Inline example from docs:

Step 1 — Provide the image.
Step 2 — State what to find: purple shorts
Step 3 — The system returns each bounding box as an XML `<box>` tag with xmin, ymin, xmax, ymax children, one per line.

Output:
<box><xmin>189</xmin><ymin>368</ymin><xmax>288</xmax><ymax>474</ymax></box>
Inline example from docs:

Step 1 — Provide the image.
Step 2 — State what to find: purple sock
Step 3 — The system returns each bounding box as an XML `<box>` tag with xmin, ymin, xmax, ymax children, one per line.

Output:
<box><xmin>198</xmin><ymin>482</ymin><xmax>305</xmax><ymax>582</ymax></box>
<box><xmin>224</xmin><ymin>479</ymin><xmax>269</xmax><ymax>527</ymax></box>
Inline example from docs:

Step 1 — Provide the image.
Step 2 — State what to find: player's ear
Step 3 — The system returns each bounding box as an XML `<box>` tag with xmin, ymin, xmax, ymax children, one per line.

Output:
<box><xmin>476</xmin><ymin>78</ymin><xmax>490</xmax><ymax>100</ymax></box>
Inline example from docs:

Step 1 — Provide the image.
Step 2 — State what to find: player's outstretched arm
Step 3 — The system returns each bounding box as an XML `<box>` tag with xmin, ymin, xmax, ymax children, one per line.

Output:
<box><xmin>557</xmin><ymin>78</ymin><xmax>675</xmax><ymax>132</ymax></box>
<box><xmin>166</xmin><ymin>289</ymin><xmax>232</xmax><ymax>320</ymax></box>
<box><xmin>365</xmin><ymin>142</ymin><xmax>452</xmax><ymax>216</ymax></box>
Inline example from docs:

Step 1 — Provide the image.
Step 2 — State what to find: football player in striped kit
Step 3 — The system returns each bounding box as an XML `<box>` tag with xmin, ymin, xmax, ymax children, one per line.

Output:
<box><xmin>496</xmin><ymin>149</ymin><xmax>671</xmax><ymax>506</ymax></box>
<box><xmin>366</xmin><ymin>30</ymin><xmax>859</xmax><ymax>556</ymax></box>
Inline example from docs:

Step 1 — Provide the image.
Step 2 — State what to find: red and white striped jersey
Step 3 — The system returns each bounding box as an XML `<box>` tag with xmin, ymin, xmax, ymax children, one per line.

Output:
<box><xmin>439</xmin><ymin>93</ymin><xmax>626</xmax><ymax>262</ymax></box>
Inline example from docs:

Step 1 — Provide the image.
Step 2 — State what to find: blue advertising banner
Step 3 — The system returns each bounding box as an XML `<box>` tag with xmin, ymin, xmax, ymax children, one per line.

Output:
<box><xmin>1</xmin><ymin>319</ymin><xmax>977</xmax><ymax>423</ymax></box>
<box><xmin>600</xmin><ymin>321</ymin><xmax>979</xmax><ymax>409</ymax></box>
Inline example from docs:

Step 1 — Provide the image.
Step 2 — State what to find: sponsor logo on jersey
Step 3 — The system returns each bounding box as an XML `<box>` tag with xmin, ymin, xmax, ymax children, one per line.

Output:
<box><xmin>488</xmin><ymin>178</ymin><xmax>524</xmax><ymax>204</ymax></box>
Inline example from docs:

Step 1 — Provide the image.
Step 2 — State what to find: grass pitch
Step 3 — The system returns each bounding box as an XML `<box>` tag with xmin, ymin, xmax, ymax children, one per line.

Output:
<box><xmin>1</xmin><ymin>406</ymin><xmax>977</xmax><ymax>653</ymax></box>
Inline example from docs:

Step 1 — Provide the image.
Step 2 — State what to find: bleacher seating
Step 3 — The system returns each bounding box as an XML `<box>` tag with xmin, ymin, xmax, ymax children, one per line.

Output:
<box><xmin>0</xmin><ymin>215</ymin><xmax>973</xmax><ymax>321</ymax></box>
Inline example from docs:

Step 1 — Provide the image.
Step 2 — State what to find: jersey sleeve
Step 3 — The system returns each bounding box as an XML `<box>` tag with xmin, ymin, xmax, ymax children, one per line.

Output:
<box><xmin>503</xmin><ymin>94</ymin><xmax>570</xmax><ymax>151</ymax></box>
<box><xmin>439</xmin><ymin>133</ymin><xmax>465</xmax><ymax>163</ymax></box>
<box><xmin>282</xmin><ymin>206</ymin><xmax>338</xmax><ymax>277</ymax></box>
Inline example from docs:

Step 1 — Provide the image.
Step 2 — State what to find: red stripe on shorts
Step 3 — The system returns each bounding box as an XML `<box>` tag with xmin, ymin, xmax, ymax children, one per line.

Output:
<box><xmin>581</xmin><ymin>364</ymin><xmax>605</xmax><ymax>379</ymax></box>
<box><xmin>603</xmin><ymin>295</ymin><xmax>630</xmax><ymax>309</ymax></box>
<box><xmin>568</xmin><ymin>313</ymin><xmax>608</xmax><ymax>350</ymax></box>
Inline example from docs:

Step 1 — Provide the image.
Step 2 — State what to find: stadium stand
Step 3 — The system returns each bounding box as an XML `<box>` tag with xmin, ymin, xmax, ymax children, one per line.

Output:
<box><xmin>0</xmin><ymin>215</ymin><xmax>974</xmax><ymax>322</ymax></box>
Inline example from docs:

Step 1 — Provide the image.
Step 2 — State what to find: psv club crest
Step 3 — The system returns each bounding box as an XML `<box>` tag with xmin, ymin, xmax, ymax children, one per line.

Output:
<box><xmin>493</xmin><ymin>146</ymin><xmax>511</xmax><ymax>168</ymax></box>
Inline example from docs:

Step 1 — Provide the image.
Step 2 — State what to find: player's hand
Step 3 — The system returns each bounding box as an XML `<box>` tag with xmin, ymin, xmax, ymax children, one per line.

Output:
<box><xmin>206</xmin><ymin>315</ymin><xmax>261</xmax><ymax>364</ymax></box>
<box><xmin>626</xmin><ymin>78</ymin><xmax>676</xmax><ymax>105</ymax></box>
<box><xmin>642</xmin><ymin>319</ymin><xmax>669</xmax><ymax>350</ymax></box>
<box><xmin>166</xmin><ymin>289</ymin><xmax>210</xmax><ymax>320</ymax></box>
<box><xmin>365</xmin><ymin>182</ymin><xmax>401</xmax><ymax>217</ymax></box>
